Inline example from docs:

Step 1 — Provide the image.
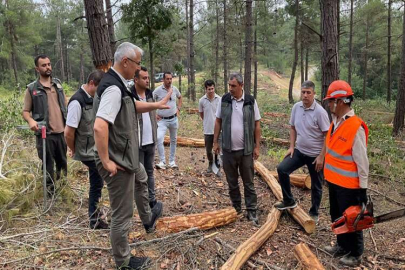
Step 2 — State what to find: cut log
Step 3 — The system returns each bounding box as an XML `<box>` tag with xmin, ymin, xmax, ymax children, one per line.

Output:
<box><xmin>264</xmin><ymin>112</ymin><xmax>289</xmax><ymax>118</ymax></box>
<box><xmin>220</xmin><ymin>207</ymin><xmax>282</xmax><ymax>270</ymax></box>
<box><xmin>261</xmin><ymin>136</ymin><xmax>290</xmax><ymax>146</ymax></box>
<box><xmin>269</xmin><ymin>171</ymin><xmax>311</xmax><ymax>189</ymax></box>
<box><xmin>164</xmin><ymin>136</ymin><xmax>205</xmax><ymax>148</ymax></box>
<box><xmin>156</xmin><ymin>207</ymin><xmax>237</xmax><ymax>233</ymax></box>
<box><xmin>261</xmin><ymin>119</ymin><xmax>290</xmax><ymax>129</ymax></box>
<box><xmin>254</xmin><ymin>161</ymin><xmax>316</xmax><ymax>234</ymax></box>
<box><xmin>294</xmin><ymin>243</ymin><xmax>325</xmax><ymax>270</ymax></box>
<box><xmin>184</xmin><ymin>108</ymin><xmax>199</xmax><ymax>114</ymax></box>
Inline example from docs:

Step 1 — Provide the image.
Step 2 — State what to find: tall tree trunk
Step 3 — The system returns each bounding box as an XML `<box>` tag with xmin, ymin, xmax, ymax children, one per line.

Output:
<box><xmin>65</xmin><ymin>43</ymin><xmax>70</xmax><ymax>83</ymax></box>
<box><xmin>80</xmin><ymin>49</ymin><xmax>85</xmax><ymax>83</ymax></box>
<box><xmin>5</xmin><ymin>16</ymin><xmax>18</xmax><ymax>86</ymax></box>
<box><xmin>337</xmin><ymin>0</ymin><xmax>340</xmax><ymax>62</ymax></box>
<box><xmin>387</xmin><ymin>0</ymin><xmax>392</xmax><ymax>103</ymax></box>
<box><xmin>348</xmin><ymin>0</ymin><xmax>354</xmax><ymax>85</ymax></box>
<box><xmin>186</xmin><ymin>0</ymin><xmax>191</xmax><ymax>98</ymax></box>
<box><xmin>56</xmin><ymin>15</ymin><xmax>65</xmax><ymax>81</ymax></box>
<box><xmin>84</xmin><ymin>0</ymin><xmax>113</xmax><ymax>71</ymax></box>
<box><xmin>105</xmin><ymin>0</ymin><xmax>116</xmax><ymax>55</ymax></box>
<box><xmin>362</xmin><ymin>15</ymin><xmax>369</xmax><ymax>100</ymax></box>
<box><xmin>393</xmin><ymin>2</ymin><xmax>405</xmax><ymax>136</ymax></box>
<box><xmin>300</xmin><ymin>39</ymin><xmax>304</xmax><ymax>84</ymax></box>
<box><xmin>288</xmin><ymin>0</ymin><xmax>299</xmax><ymax>104</ymax></box>
<box><xmin>244</xmin><ymin>0</ymin><xmax>253</xmax><ymax>94</ymax></box>
<box><xmin>320</xmin><ymin>0</ymin><xmax>339</xmax><ymax>101</ymax></box>
<box><xmin>253</xmin><ymin>2</ymin><xmax>258</xmax><ymax>99</ymax></box>
<box><xmin>223</xmin><ymin>0</ymin><xmax>228</xmax><ymax>94</ymax></box>
<box><xmin>215</xmin><ymin>0</ymin><xmax>219</xmax><ymax>84</ymax></box>
<box><xmin>189</xmin><ymin>0</ymin><xmax>196</xmax><ymax>101</ymax></box>
<box><xmin>149</xmin><ymin>38</ymin><xmax>155</xmax><ymax>91</ymax></box>
<box><xmin>305</xmin><ymin>47</ymin><xmax>309</xmax><ymax>80</ymax></box>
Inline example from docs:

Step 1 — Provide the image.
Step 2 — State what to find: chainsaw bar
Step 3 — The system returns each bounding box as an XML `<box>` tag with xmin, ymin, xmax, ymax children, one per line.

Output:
<box><xmin>374</xmin><ymin>207</ymin><xmax>405</xmax><ymax>224</ymax></box>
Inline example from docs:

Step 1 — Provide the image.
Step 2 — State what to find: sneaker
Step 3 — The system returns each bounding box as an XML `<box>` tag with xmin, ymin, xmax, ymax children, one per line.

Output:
<box><xmin>215</xmin><ymin>170</ymin><xmax>222</xmax><ymax>178</ymax></box>
<box><xmin>339</xmin><ymin>254</ymin><xmax>361</xmax><ymax>267</ymax></box>
<box><xmin>309</xmin><ymin>214</ymin><xmax>319</xmax><ymax>225</ymax></box>
<box><xmin>247</xmin><ymin>210</ymin><xmax>259</xmax><ymax>226</ymax></box>
<box><xmin>274</xmin><ymin>200</ymin><xmax>297</xmax><ymax>210</ymax></box>
<box><xmin>206</xmin><ymin>162</ymin><xmax>213</xmax><ymax>173</ymax></box>
<box><xmin>168</xmin><ymin>162</ymin><xmax>178</xmax><ymax>169</ymax></box>
<box><xmin>119</xmin><ymin>256</ymin><xmax>150</xmax><ymax>269</ymax></box>
<box><xmin>155</xmin><ymin>161</ymin><xmax>166</xmax><ymax>170</ymax></box>
<box><xmin>90</xmin><ymin>219</ymin><xmax>109</xmax><ymax>230</ymax></box>
<box><xmin>149</xmin><ymin>200</ymin><xmax>157</xmax><ymax>209</ymax></box>
<box><xmin>144</xmin><ymin>201</ymin><xmax>163</xmax><ymax>233</ymax></box>
<box><xmin>324</xmin><ymin>244</ymin><xmax>348</xmax><ymax>257</ymax></box>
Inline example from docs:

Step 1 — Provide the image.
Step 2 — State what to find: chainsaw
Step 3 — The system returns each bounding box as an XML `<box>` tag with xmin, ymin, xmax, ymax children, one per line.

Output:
<box><xmin>331</xmin><ymin>198</ymin><xmax>405</xmax><ymax>235</ymax></box>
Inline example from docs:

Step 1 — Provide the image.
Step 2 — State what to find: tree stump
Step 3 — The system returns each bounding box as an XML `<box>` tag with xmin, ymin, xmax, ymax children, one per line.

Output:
<box><xmin>220</xmin><ymin>207</ymin><xmax>282</xmax><ymax>270</ymax></box>
<box><xmin>156</xmin><ymin>207</ymin><xmax>237</xmax><ymax>233</ymax></box>
<box><xmin>254</xmin><ymin>161</ymin><xmax>316</xmax><ymax>234</ymax></box>
<box><xmin>294</xmin><ymin>243</ymin><xmax>325</xmax><ymax>270</ymax></box>
<box><xmin>164</xmin><ymin>136</ymin><xmax>205</xmax><ymax>148</ymax></box>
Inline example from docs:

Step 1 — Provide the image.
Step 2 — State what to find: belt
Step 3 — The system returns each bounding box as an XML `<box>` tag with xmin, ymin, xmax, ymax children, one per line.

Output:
<box><xmin>161</xmin><ymin>114</ymin><xmax>177</xmax><ymax>120</ymax></box>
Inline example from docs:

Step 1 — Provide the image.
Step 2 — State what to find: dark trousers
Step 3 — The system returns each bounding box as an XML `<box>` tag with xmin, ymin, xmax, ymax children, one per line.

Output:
<box><xmin>139</xmin><ymin>143</ymin><xmax>156</xmax><ymax>203</ymax></box>
<box><xmin>222</xmin><ymin>150</ymin><xmax>257</xmax><ymax>211</ymax></box>
<box><xmin>204</xmin><ymin>135</ymin><xmax>214</xmax><ymax>163</ymax></box>
<box><xmin>277</xmin><ymin>148</ymin><xmax>323</xmax><ymax>216</ymax></box>
<box><xmin>36</xmin><ymin>133</ymin><xmax>67</xmax><ymax>191</ymax></box>
<box><xmin>328</xmin><ymin>181</ymin><xmax>364</xmax><ymax>257</ymax></box>
<box><xmin>82</xmin><ymin>160</ymin><xmax>104</xmax><ymax>222</ymax></box>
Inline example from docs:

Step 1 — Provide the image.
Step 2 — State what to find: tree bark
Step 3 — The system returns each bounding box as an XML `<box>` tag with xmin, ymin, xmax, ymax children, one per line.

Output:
<box><xmin>5</xmin><ymin>13</ymin><xmax>18</xmax><ymax>86</ymax></box>
<box><xmin>254</xmin><ymin>161</ymin><xmax>316</xmax><ymax>234</ymax></box>
<box><xmin>393</xmin><ymin>2</ymin><xmax>405</xmax><ymax>136</ymax></box>
<box><xmin>220</xmin><ymin>208</ymin><xmax>282</xmax><ymax>270</ymax></box>
<box><xmin>186</xmin><ymin>0</ymin><xmax>191</xmax><ymax>97</ymax></box>
<box><xmin>253</xmin><ymin>2</ymin><xmax>258</xmax><ymax>99</ymax></box>
<box><xmin>288</xmin><ymin>0</ymin><xmax>299</xmax><ymax>104</ymax></box>
<box><xmin>294</xmin><ymin>243</ymin><xmax>325</xmax><ymax>270</ymax></box>
<box><xmin>105</xmin><ymin>0</ymin><xmax>116</xmax><ymax>55</ymax></box>
<box><xmin>300</xmin><ymin>39</ymin><xmax>304</xmax><ymax>84</ymax></box>
<box><xmin>156</xmin><ymin>207</ymin><xmax>237</xmax><ymax>233</ymax></box>
<box><xmin>223</xmin><ymin>0</ymin><xmax>228</xmax><ymax>94</ymax></box>
<box><xmin>363</xmin><ymin>14</ymin><xmax>369</xmax><ymax>100</ymax></box>
<box><xmin>320</xmin><ymin>0</ymin><xmax>339</xmax><ymax>101</ymax></box>
<box><xmin>270</xmin><ymin>171</ymin><xmax>311</xmax><ymax>189</ymax></box>
<box><xmin>348</xmin><ymin>0</ymin><xmax>354</xmax><ymax>85</ymax></box>
<box><xmin>164</xmin><ymin>136</ymin><xmax>205</xmax><ymax>148</ymax></box>
<box><xmin>305</xmin><ymin>48</ymin><xmax>309</xmax><ymax>81</ymax></box>
<box><xmin>84</xmin><ymin>0</ymin><xmax>113</xmax><ymax>71</ymax></box>
<box><xmin>215</xmin><ymin>0</ymin><xmax>220</xmax><ymax>85</ymax></box>
<box><xmin>189</xmin><ymin>0</ymin><xmax>196</xmax><ymax>101</ymax></box>
<box><xmin>56</xmin><ymin>15</ymin><xmax>65</xmax><ymax>81</ymax></box>
<box><xmin>387</xmin><ymin>0</ymin><xmax>392</xmax><ymax>103</ymax></box>
<box><xmin>337</xmin><ymin>0</ymin><xmax>340</xmax><ymax>59</ymax></box>
<box><xmin>244</xmin><ymin>0</ymin><xmax>253</xmax><ymax>95</ymax></box>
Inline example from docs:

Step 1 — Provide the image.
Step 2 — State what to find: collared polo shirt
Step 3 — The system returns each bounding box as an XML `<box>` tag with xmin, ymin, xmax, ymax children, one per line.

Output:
<box><xmin>66</xmin><ymin>85</ymin><xmax>92</xmax><ymax>128</ymax></box>
<box><xmin>198</xmin><ymin>93</ymin><xmax>221</xmax><ymax>135</ymax></box>
<box><xmin>290</xmin><ymin>100</ymin><xmax>330</xmax><ymax>157</ymax></box>
<box><xmin>153</xmin><ymin>84</ymin><xmax>181</xmax><ymax>117</ymax></box>
<box><xmin>216</xmin><ymin>91</ymin><xmax>261</xmax><ymax>151</ymax></box>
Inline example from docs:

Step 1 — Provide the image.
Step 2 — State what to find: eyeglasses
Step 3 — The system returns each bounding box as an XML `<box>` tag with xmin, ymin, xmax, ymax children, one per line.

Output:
<box><xmin>127</xmin><ymin>57</ymin><xmax>141</xmax><ymax>66</ymax></box>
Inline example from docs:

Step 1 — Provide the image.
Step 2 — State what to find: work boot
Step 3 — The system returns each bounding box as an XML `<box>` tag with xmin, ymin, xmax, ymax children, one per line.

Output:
<box><xmin>215</xmin><ymin>170</ymin><xmax>222</xmax><ymax>178</ymax></box>
<box><xmin>274</xmin><ymin>200</ymin><xmax>297</xmax><ymax>210</ymax></box>
<box><xmin>149</xmin><ymin>200</ymin><xmax>157</xmax><ymax>209</ymax></box>
<box><xmin>90</xmin><ymin>219</ymin><xmax>109</xmax><ymax>230</ymax></box>
<box><xmin>247</xmin><ymin>210</ymin><xmax>259</xmax><ymax>226</ymax></box>
<box><xmin>339</xmin><ymin>254</ymin><xmax>361</xmax><ymax>267</ymax></box>
<box><xmin>324</xmin><ymin>244</ymin><xmax>348</xmax><ymax>257</ymax></box>
<box><xmin>207</xmin><ymin>162</ymin><xmax>213</xmax><ymax>173</ymax></box>
<box><xmin>144</xmin><ymin>201</ymin><xmax>163</xmax><ymax>233</ymax></box>
<box><xmin>234</xmin><ymin>206</ymin><xmax>242</xmax><ymax>215</ymax></box>
<box><xmin>119</xmin><ymin>256</ymin><xmax>150</xmax><ymax>270</ymax></box>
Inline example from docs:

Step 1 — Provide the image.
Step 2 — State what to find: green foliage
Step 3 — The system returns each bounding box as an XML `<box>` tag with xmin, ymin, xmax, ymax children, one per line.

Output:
<box><xmin>0</xmin><ymin>91</ymin><xmax>26</xmax><ymax>132</ymax></box>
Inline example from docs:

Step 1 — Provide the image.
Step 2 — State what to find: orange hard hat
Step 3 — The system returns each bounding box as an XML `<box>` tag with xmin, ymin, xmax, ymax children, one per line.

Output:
<box><xmin>324</xmin><ymin>80</ymin><xmax>354</xmax><ymax>100</ymax></box>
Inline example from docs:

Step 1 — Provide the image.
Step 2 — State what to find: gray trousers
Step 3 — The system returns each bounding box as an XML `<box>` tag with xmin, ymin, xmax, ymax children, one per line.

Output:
<box><xmin>139</xmin><ymin>143</ymin><xmax>156</xmax><ymax>202</ymax></box>
<box><xmin>222</xmin><ymin>150</ymin><xmax>257</xmax><ymax>211</ymax></box>
<box><xmin>96</xmin><ymin>162</ymin><xmax>151</xmax><ymax>267</ymax></box>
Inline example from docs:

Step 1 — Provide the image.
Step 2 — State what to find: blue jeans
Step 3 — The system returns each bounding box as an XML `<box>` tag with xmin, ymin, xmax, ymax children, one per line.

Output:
<box><xmin>277</xmin><ymin>148</ymin><xmax>323</xmax><ymax>216</ymax></box>
<box><xmin>82</xmin><ymin>160</ymin><xmax>104</xmax><ymax>222</ymax></box>
<box><xmin>139</xmin><ymin>143</ymin><xmax>156</xmax><ymax>203</ymax></box>
<box><xmin>157</xmin><ymin>117</ymin><xmax>178</xmax><ymax>164</ymax></box>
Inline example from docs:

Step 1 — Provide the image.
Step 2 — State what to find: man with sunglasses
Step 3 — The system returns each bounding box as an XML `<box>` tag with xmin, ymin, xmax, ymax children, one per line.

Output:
<box><xmin>153</xmin><ymin>72</ymin><xmax>182</xmax><ymax>169</ymax></box>
<box><xmin>323</xmin><ymin>80</ymin><xmax>369</xmax><ymax>267</ymax></box>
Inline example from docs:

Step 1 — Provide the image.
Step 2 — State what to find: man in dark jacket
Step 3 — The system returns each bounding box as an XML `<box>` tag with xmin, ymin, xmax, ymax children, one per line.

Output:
<box><xmin>64</xmin><ymin>70</ymin><xmax>108</xmax><ymax>229</ymax></box>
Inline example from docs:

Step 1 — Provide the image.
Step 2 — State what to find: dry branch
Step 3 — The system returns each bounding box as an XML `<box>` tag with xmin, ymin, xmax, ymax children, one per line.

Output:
<box><xmin>254</xmin><ymin>161</ymin><xmax>316</xmax><ymax>234</ymax></box>
<box><xmin>220</xmin><ymin>207</ymin><xmax>282</xmax><ymax>270</ymax></box>
<box><xmin>164</xmin><ymin>136</ymin><xmax>205</xmax><ymax>148</ymax></box>
<box><xmin>294</xmin><ymin>243</ymin><xmax>325</xmax><ymax>270</ymax></box>
<box><xmin>269</xmin><ymin>171</ymin><xmax>311</xmax><ymax>189</ymax></box>
<box><xmin>156</xmin><ymin>207</ymin><xmax>237</xmax><ymax>233</ymax></box>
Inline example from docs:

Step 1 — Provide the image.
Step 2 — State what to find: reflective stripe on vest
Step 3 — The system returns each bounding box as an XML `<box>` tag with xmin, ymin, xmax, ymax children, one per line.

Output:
<box><xmin>324</xmin><ymin>115</ymin><xmax>368</xmax><ymax>189</ymax></box>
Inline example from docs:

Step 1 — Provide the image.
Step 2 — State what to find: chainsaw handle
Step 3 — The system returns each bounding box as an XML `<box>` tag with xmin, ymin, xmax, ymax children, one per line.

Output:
<box><xmin>353</xmin><ymin>203</ymin><xmax>366</xmax><ymax>229</ymax></box>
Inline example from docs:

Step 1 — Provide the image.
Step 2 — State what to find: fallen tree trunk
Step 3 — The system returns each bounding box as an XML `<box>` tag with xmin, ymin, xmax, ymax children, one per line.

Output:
<box><xmin>261</xmin><ymin>136</ymin><xmax>290</xmax><ymax>146</ymax></box>
<box><xmin>184</xmin><ymin>108</ymin><xmax>199</xmax><ymax>114</ymax></box>
<box><xmin>260</xmin><ymin>119</ymin><xmax>290</xmax><ymax>129</ymax></box>
<box><xmin>254</xmin><ymin>161</ymin><xmax>316</xmax><ymax>234</ymax></box>
<box><xmin>294</xmin><ymin>243</ymin><xmax>325</xmax><ymax>270</ymax></box>
<box><xmin>164</xmin><ymin>136</ymin><xmax>205</xmax><ymax>148</ymax></box>
<box><xmin>220</xmin><ymin>207</ymin><xmax>282</xmax><ymax>270</ymax></box>
<box><xmin>264</xmin><ymin>112</ymin><xmax>289</xmax><ymax>118</ymax></box>
<box><xmin>269</xmin><ymin>171</ymin><xmax>311</xmax><ymax>189</ymax></box>
<box><xmin>156</xmin><ymin>207</ymin><xmax>237</xmax><ymax>233</ymax></box>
